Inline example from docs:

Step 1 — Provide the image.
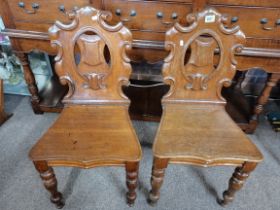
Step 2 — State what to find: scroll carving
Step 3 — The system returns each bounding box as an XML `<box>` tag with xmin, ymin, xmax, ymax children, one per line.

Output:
<box><xmin>49</xmin><ymin>6</ymin><xmax>133</xmax><ymax>104</ymax></box>
<box><xmin>164</xmin><ymin>42</ymin><xmax>176</xmax><ymax>63</ymax></box>
<box><xmin>54</xmin><ymin>13</ymin><xmax>79</xmax><ymax>31</ymax></box>
<box><xmin>174</xmin><ymin>13</ymin><xmax>198</xmax><ymax>33</ymax></box>
<box><xmin>98</xmin><ymin>11</ymin><xmax>123</xmax><ymax>32</ymax></box>
<box><xmin>217</xmin><ymin>78</ymin><xmax>232</xmax><ymax>101</ymax></box>
<box><xmin>118</xmin><ymin>41</ymin><xmax>132</xmax><ymax>99</ymax></box>
<box><xmin>50</xmin><ymin>40</ymin><xmax>63</xmax><ymax>62</ymax></box>
<box><xmin>60</xmin><ymin>76</ymin><xmax>75</xmax><ymax>99</ymax></box>
<box><xmin>230</xmin><ymin>44</ymin><xmax>244</xmax><ymax>66</ymax></box>
<box><xmin>118</xmin><ymin>77</ymin><xmax>130</xmax><ymax>100</ymax></box>
<box><xmin>121</xmin><ymin>41</ymin><xmax>132</xmax><ymax>63</ymax></box>
<box><xmin>163</xmin><ymin>76</ymin><xmax>175</xmax><ymax>98</ymax></box>
<box><xmin>162</xmin><ymin>8</ymin><xmax>245</xmax><ymax>103</ymax></box>
<box><xmin>219</xmin><ymin>15</ymin><xmax>240</xmax><ymax>35</ymax></box>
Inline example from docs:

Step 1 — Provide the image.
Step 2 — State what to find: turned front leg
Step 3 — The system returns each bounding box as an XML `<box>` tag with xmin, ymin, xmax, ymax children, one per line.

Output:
<box><xmin>125</xmin><ymin>161</ymin><xmax>139</xmax><ymax>206</ymax></box>
<box><xmin>218</xmin><ymin>162</ymin><xmax>257</xmax><ymax>206</ymax></box>
<box><xmin>16</xmin><ymin>52</ymin><xmax>42</xmax><ymax>114</ymax></box>
<box><xmin>148</xmin><ymin>158</ymin><xmax>169</xmax><ymax>206</ymax></box>
<box><xmin>33</xmin><ymin>161</ymin><xmax>64</xmax><ymax>209</ymax></box>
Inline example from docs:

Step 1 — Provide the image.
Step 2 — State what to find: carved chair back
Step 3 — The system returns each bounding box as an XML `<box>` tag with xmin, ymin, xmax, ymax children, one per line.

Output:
<box><xmin>49</xmin><ymin>7</ymin><xmax>132</xmax><ymax>105</ymax></box>
<box><xmin>162</xmin><ymin>8</ymin><xmax>245</xmax><ymax>105</ymax></box>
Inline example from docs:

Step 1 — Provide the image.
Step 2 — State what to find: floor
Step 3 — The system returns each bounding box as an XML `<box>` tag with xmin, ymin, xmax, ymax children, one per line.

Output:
<box><xmin>0</xmin><ymin>95</ymin><xmax>279</xmax><ymax>210</ymax></box>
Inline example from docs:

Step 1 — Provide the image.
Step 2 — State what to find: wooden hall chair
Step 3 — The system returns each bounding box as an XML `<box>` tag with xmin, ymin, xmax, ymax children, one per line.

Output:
<box><xmin>148</xmin><ymin>8</ymin><xmax>263</xmax><ymax>206</ymax></box>
<box><xmin>29</xmin><ymin>7</ymin><xmax>142</xmax><ymax>209</ymax></box>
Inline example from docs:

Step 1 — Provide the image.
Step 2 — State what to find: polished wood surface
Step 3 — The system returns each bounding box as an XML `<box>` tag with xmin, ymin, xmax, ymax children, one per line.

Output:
<box><xmin>148</xmin><ymin>8</ymin><xmax>263</xmax><ymax>206</ymax></box>
<box><xmin>153</xmin><ymin>104</ymin><xmax>262</xmax><ymax>165</ymax></box>
<box><xmin>29</xmin><ymin>7</ymin><xmax>142</xmax><ymax>208</ymax></box>
<box><xmin>2</xmin><ymin>0</ymin><xmax>280</xmax><ymax>62</ymax></box>
<box><xmin>30</xmin><ymin>105</ymin><xmax>141</xmax><ymax>167</ymax></box>
<box><xmin>1</xmin><ymin>0</ymin><xmax>280</xmax><ymax>132</ymax></box>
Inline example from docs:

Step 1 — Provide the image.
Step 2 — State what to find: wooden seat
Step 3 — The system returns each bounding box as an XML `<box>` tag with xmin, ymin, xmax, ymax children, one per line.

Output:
<box><xmin>148</xmin><ymin>8</ymin><xmax>263</xmax><ymax>207</ymax></box>
<box><xmin>30</xmin><ymin>105</ymin><xmax>141</xmax><ymax>167</ymax></box>
<box><xmin>153</xmin><ymin>104</ymin><xmax>262</xmax><ymax>165</ymax></box>
<box><xmin>29</xmin><ymin>7</ymin><xmax>142</xmax><ymax>209</ymax></box>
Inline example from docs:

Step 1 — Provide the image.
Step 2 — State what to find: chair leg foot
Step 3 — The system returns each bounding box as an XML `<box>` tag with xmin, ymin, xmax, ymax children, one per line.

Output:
<box><xmin>148</xmin><ymin>158</ymin><xmax>168</xmax><ymax>206</ymax></box>
<box><xmin>33</xmin><ymin>161</ymin><xmax>65</xmax><ymax>209</ymax></box>
<box><xmin>147</xmin><ymin>194</ymin><xmax>159</xmax><ymax>207</ymax></box>
<box><xmin>218</xmin><ymin>162</ymin><xmax>257</xmax><ymax>206</ymax></box>
<box><xmin>125</xmin><ymin>162</ymin><xmax>139</xmax><ymax>207</ymax></box>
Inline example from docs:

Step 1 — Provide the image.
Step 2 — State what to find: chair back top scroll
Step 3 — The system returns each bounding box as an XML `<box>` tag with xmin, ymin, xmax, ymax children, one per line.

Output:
<box><xmin>162</xmin><ymin>8</ymin><xmax>245</xmax><ymax>105</ymax></box>
<box><xmin>49</xmin><ymin>6</ymin><xmax>132</xmax><ymax>105</ymax></box>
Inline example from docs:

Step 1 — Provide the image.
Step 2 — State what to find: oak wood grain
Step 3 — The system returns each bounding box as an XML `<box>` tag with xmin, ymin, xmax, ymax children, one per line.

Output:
<box><xmin>149</xmin><ymin>8</ymin><xmax>263</xmax><ymax>206</ymax></box>
<box><xmin>29</xmin><ymin>7</ymin><xmax>142</xmax><ymax>208</ymax></box>
<box><xmin>1</xmin><ymin>0</ymin><xmax>279</xmax><ymax>130</ymax></box>
<box><xmin>30</xmin><ymin>105</ymin><xmax>142</xmax><ymax>168</ymax></box>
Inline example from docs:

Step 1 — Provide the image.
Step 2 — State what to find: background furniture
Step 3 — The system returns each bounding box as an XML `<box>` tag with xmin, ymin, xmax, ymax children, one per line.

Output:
<box><xmin>148</xmin><ymin>8</ymin><xmax>263</xmax><ymax>206</ymax></box>
<box><xmin>29</xmin><ymin>7</ymin><xmax>142</xmax><ymax>208</ymax></box>
<box><xmin>0</xmin><ymin>0</ymin><xmax>280</xmax><ymax>133</ymax></box>
<box><xmin>0</xmin><ymin>79</ymin><xmax>11</xmax><ymax>125</ymax></box>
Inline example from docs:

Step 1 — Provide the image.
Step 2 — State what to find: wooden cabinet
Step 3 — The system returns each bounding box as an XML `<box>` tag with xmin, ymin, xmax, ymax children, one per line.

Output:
<box><xmin>210</xmin><ymin>5</ymin><xmax>280</xmax><ymax>40</ymax></box>
<box><xmin>0</xmin><ymin>0</ymin><xmax>280</xmax><ymax>132</ymax></box>
<box><xmin>208</xmin><ymin>0</ymin><xmax>280</xmax><ymax>7</ymax></box>
<box><xmin>2</xmin><ymin>0</ymin><xmax>280</xmax><ymax>62</ymax></box>
<box><xmin>7</xmin><ymin>0</ymin><xmax>89</xmax><ymax>24</ymax></box>
<box><xmin>104</xmin><ymin>0</ymin><xmax>192</xmax><ymax>32</ymax></box>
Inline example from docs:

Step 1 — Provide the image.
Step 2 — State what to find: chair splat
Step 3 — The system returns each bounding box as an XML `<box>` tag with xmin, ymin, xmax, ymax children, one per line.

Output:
<box><xmin>162</xmin><ymin>8</ymin><xmax>245</xmax><ymax>104</ymax></box>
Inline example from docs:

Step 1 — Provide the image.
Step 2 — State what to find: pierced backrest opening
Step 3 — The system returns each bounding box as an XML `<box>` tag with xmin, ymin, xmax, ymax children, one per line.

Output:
<box><xmin>49</xmin><ymin>7</ymin><xmax>132</xmax><ymax>105</ymax></box>
<box><xmin>162</xmin><ymin>8</ymin><xmax>245</xmax><ymax>104</ymax></box>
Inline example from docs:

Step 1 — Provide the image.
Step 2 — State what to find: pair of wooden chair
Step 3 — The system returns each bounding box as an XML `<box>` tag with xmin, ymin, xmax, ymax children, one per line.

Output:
<box><xmin>29</xmin><ymin>7</ymin><xmax>263</xmax><ymax>208</ymax></box>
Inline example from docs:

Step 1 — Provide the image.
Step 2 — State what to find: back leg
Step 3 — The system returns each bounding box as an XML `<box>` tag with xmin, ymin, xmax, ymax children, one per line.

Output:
<box><xmin>148</xmin><ymin>157</ymin><xmax>169</xmax><ymax>206</ymax></box>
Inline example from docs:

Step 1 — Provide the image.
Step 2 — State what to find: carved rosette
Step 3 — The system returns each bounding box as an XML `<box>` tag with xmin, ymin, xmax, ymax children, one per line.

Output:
<box><xmin>48</xmin><ymin>6</ymin><xmax>133</xmax><ymax>103</ymax></box>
